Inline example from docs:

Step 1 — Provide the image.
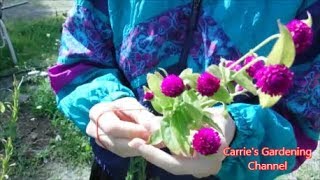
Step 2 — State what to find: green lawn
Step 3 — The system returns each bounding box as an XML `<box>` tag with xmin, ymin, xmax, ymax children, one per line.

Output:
<box><xmin>0</xmin><ymin>17</ymin><xmax>63</xmax><ymax>73</ymax></box>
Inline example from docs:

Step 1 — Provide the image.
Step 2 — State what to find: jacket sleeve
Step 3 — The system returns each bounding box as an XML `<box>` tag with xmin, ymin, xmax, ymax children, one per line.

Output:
<box><xmin>218</xmin><ymin>1</ymin><xmax>320</xmax><ymax>179</ymax></box>
<box><xmin>48</xmin><ymin>0</ymin><xmax>134</xmax><ymax>133</ymax></box>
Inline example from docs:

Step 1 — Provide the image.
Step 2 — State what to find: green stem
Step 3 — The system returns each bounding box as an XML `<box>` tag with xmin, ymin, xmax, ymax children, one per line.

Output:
<box><xmin>201</xmin><ymin>99</ymin><xmax>217</xmax><ymax>107</ymax></box>
<box><xmin>126</xmin><ymin>157</ymin><xmax>147</xmax><ymax>180</ymax></box>
<box><xmin>231</xmin><ymin>89</ymin><xmax>249</xmax><ymax>97</ymax></box>
<box><xmin>228</xmin><ymin>34</ymin><xmax>280</xmax><ymax>70</ymax></box>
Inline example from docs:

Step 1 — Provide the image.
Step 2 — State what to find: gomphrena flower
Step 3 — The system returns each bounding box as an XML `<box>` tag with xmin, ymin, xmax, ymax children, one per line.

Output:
<box><xmin>144</xmin><ymin>91</ymin><xmax>154</xmax><ymax>101</ymax></box>
<box><xmin>192</xmin><ymin>128</ymin><xmax>221</xmax><ymax>155</ymax></box>
<box><xmin>286</xmin><ymin>19</ymin><xmax>313</xmax><ymax>54</ymax></box>
<box><xmin>255</xmin><ymin>64</ymin><xmax>294</xmax><ymax>96</ymax></box>
<box><xmin>225</xmin><ymin>60</ymin><xmax>242</xmax><ymax>71</ymax></box>
<box><xmin>197</xmin><ymin>72</ymin><xmax>220</xmax><ymax>96</ymax></box>
<box><xmin>161</xmin><ymin>75</ymin><xmax>184</xmax><ymax>97</ymax></box>
<box><xmin>244</xmin><ymin>55</ymin><xmax>265</xmax><ymax>77</ymax></box>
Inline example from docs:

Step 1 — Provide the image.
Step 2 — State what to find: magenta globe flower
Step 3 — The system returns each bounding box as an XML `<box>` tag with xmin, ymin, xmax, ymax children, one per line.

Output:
<box><xmin>286</xmin><ymin>19</ymin><xmax>313</xmax><ymax>54</ymax></box>
<box><xmin>225</xmin><ymin>60</ymin><xmax>242</xmax><ymax>71</ymax></box>
<box><xmin>197</xmin><ymin>72</ymin><xmax>220</xmax><ymax>96</ymax></box>
<box><xmin>244</xmin><ymin>55</ymin><xmax>265</xmax><ymax>77</ymax></box>
<box><xmin>161</xmin><ymin>75</ymin><xmax>184</xmax><ymax>97</ymax></box>
<box><xmin>144</xmin><ymin>91</ymin><xmax>154</xmax><ymax>100</ymax></box>
<box><xmin>255</xmin><ymin>64</ymin><xmax>294</xmax><ymax>96</ymax></box>
<box><xmin>192</xmin><ymin>128</ymin><xmax>221</xmax><ymax>155</ymax></box>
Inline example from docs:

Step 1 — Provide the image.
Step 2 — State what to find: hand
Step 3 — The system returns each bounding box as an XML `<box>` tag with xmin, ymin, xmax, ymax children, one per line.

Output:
<box><xmin>86</xmin><ymin>97</ymin><xmax>159</xmax><ymax>158</ymax></box>
<box><xmin>128</xmin><ymin>107</ymin><xmax>236</xmax><ymax>178</ymax></box>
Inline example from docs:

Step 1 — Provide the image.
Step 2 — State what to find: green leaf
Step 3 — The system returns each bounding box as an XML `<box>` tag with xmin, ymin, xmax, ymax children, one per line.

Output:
<box><xmin>148</xmin><ymin>129</ymin><xmax>163</xmax><ymax>145</ymax></box>
<box><xmin>201</xmin><ymin>114</ymin><xmax>223</xmax><ymax>135</ymax></box>
<box><xmin>151</xmin><ymin>97</ymin><xmax>166</xmax><ymax>114</ymax></box>
<box><xmin>217</xmin><ymin>61</ymin><xmax>234</xmax><ymax>84</ymax></box>
<box><xmin>146</xmin><ymin>73</ymin><xmax>174</xmax><ymax>113</ymax></box>
<box><xmin>232</xmin><ymin>72</ymin><xmax>257</xmax><ymax>95</ymax></box>
<box><xmin>179</xmin><ymin>68</ymin><xmax>193</xmax><ymax>77</ymax></box>
<box><xmin>226</xmin><ymin>82</ymin><xmax>236</xmax><ymax>94</ymax></box>
<box><xmin>212</xmin><ymin>86</ymin><xmax>233</xmax><ymax>104</ymax></box>
<box><xmin>207</xmin><ymin>65</ymin><xmax>222</xmax><ymax>78</ymax></box>
<box><xmin>302</xmin><ymin>11</ymin><xmax>312</xmax><ymax>27</ymax></box>
<box><xmin>143</xmin><ymin>86</ymin><xmax>163</xmax><ymax>113</ymax></box>
<box><xmin>183</xmin><ymin>102</ymin><xmax>203</xmax><ymax>123</ymax></box>
<box><xmin>146</xmin><ymin>73</ymin><xmax>163</xmax><ymax>96</ymax></box>
<box><xmin>0</xmin><ymin>102</ymin><xmax>5</xmax><ymax>113</ymax></box>
<box><xmin>171</xmin><ymin>108</ymin><xmax>192</xmax><ymax>156</ymax></box>
<box><xmin>161</xmin><ymin>114</ymin><xmax>191</xmax><ymax>156</ymax></box>
<box><xmin>181</xmin><ymin>90</ymin><xmax>198</xmax><ymax>104</ymax></box>
<box><xmin>258</xmin><ymin>91</ymin><xmax>282</xmax><ymax>108</ymax></box>
<box><xmin>179</xmin><ymin>68</ymin><xmax>199</xmax><ymax>89</ymax></box>
<box><xmin>267</xmin><ymin>21</ymin><xmax>296</xmax><ymax>67</ymax></box>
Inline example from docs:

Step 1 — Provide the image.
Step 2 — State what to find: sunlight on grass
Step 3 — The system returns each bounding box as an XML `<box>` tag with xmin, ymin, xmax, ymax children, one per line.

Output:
<box><xmin>0</xmin><ymin>16</ymin><xmax>63</xmax><ymax>72</ymax></box>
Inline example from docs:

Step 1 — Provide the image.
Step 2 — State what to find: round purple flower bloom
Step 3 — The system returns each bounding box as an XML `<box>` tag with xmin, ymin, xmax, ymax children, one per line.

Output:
<box><xmin>286</xmin><ymin>19</ymin><xmax>313</xmax><ymax>54</ymax></box>
<box><xmin>192</xmin><ymin>128</ymin><xmax>221</xmax><ymax>155</ymax></box>
<box><xmin>225</xmin><ymin>60</ymin><xmax>242</xmax><ymax>71</ymax></box>
<box><xmin>255</xmin><ymin>64</ymin><xmax>294</xmax><ymax>96</ymax></box>
<box><xmin>144</xmin><ymin>91</ymin><xmax>154</xmax><ymax>101</ymax></box>
<box><xmin>197</xmin><ymin>72</ymin><xmax>220</xmax><ymax>96</ymax></box>
<box><xmin>244</xmin><ymin>56</ymin><xmax>265</xmax><ymax>77</ymax></box>
<box><xmin>161</xmin><ymin>75</ymin><xmax>184</xmax><ymax>97</ymax></box>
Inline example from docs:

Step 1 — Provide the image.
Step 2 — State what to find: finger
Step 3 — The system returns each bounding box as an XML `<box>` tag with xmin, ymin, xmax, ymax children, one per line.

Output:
<box><xmin>193</xmin><ymin>173</ymin><xmax>212</xmax><ymax>179</ymax></box>
<box><xmin>99</xmin><ymin>135</ymin><xmax>141</xmax><ymax>158</ymax></box>
<box><xmin>114</xmin><ymin>109</ymin><xmax>136</xmax><ymax>123</ymax></box>
<box><xmin>98</xmin><ymin>112</ymin><xmax>150</xmax><ymax>139</ymax></box>
<box><xmin>128</xmin><ymin>138</ymin><xmax>183</xmax><ymax>175</ymax></box>
<box><xmin>89</xmin><ymin>102</ymin><xmax>112</xmax><ymax>121</ymax></box>
<box><xmin>129</xmin><ymin>138</ymin><xmax>222</xmax><ymax>175</ymax></box>
<box><xmin>86</xmin><ymin>120</ymin><xmax>99</xmax><ymax>138</ymax></box>
<box><xmin>88</xmin><ymin>121</ymin><xmax>141</xmax><ymax>157</ymax></box>
<box><xmin>86</xmin><ymin>120</ymin><xmax>112</xmax><ymax>149</ymax></box>
<box><xmin>113</xmin><ymin>98</ymin><xmax>155</xmax><ymax>130</ymax></box>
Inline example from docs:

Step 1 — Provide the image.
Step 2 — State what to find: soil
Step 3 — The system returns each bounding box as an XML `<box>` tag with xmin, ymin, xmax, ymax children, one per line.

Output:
<box><xmin>0</xmin><ymin>97</ymin><xmax>91</xmax><ymax>180</ymax></box>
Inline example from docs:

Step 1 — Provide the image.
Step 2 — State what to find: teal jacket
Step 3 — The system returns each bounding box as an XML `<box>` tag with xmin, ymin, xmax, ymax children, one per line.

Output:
<box><xmin>49</xmin><ymin>0</ymin><xmax>320</xmax><ymax>179</ymax></box>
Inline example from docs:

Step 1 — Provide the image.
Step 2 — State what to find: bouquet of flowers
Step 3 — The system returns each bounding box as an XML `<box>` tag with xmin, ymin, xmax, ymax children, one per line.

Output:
<box><xmin>126</xmin><ymin>13</ymin><xmax>313</xmax><ymax>179</ymax></box>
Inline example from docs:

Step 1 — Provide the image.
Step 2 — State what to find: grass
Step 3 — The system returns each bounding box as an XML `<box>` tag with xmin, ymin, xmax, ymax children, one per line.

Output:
<box><xmin>31</xmin><ymin>78</ymin><xmax>92</xmax><ymax>165</ymax></box>
<box><xmin>0</xmin><ymin>77</ymin><xmax>22</xmax><ymax>180</ymax></box>
<box><xmin>0</xmin><ymin>16</ymin><xmax>63</xmax><ymax>73</ymax></box>
<box><xmin>12</xmin><ymin>77</ymin><xmax>92</xmax><ymax>178</ymax></box>
<box><xmin>0</xmin><ymin>16</ymin><xmax>92</xmax><ymax>179</ymax></box>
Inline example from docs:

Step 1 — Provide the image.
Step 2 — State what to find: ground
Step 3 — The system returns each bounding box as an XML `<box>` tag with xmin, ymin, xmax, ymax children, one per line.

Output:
<box><xmin>0</xmin><ymin>0</ymin><xmax>319</xmax><ymax>180</ymax></box>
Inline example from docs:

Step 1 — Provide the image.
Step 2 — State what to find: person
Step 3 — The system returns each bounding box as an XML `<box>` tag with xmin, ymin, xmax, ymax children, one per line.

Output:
<box><xmin>48</xmin><ymin>0</ymin><xmax>320</xmax><ymax>179</ymax></box>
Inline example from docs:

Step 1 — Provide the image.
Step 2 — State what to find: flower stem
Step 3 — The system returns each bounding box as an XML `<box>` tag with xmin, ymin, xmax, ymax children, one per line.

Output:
<box><xmin>228</xmin><ymin>34</ymin><xmax>280</xmax><ymax>70</ymax></box>
<box><xmin>231</xmin><ymin>89</ymin><xmax>249</xmax><ymax>97</ymax></box>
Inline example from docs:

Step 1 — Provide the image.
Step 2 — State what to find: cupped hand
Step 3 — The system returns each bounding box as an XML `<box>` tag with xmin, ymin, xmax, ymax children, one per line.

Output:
<box><xmin>86</xmin><ymin>97</ymin><xmax>160</xmax><ymax>158</ymax></box>
<box><xmin>128</xmin><ymin>107</ymin><xmax>236</xmax><ymax>178</ymax></box>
